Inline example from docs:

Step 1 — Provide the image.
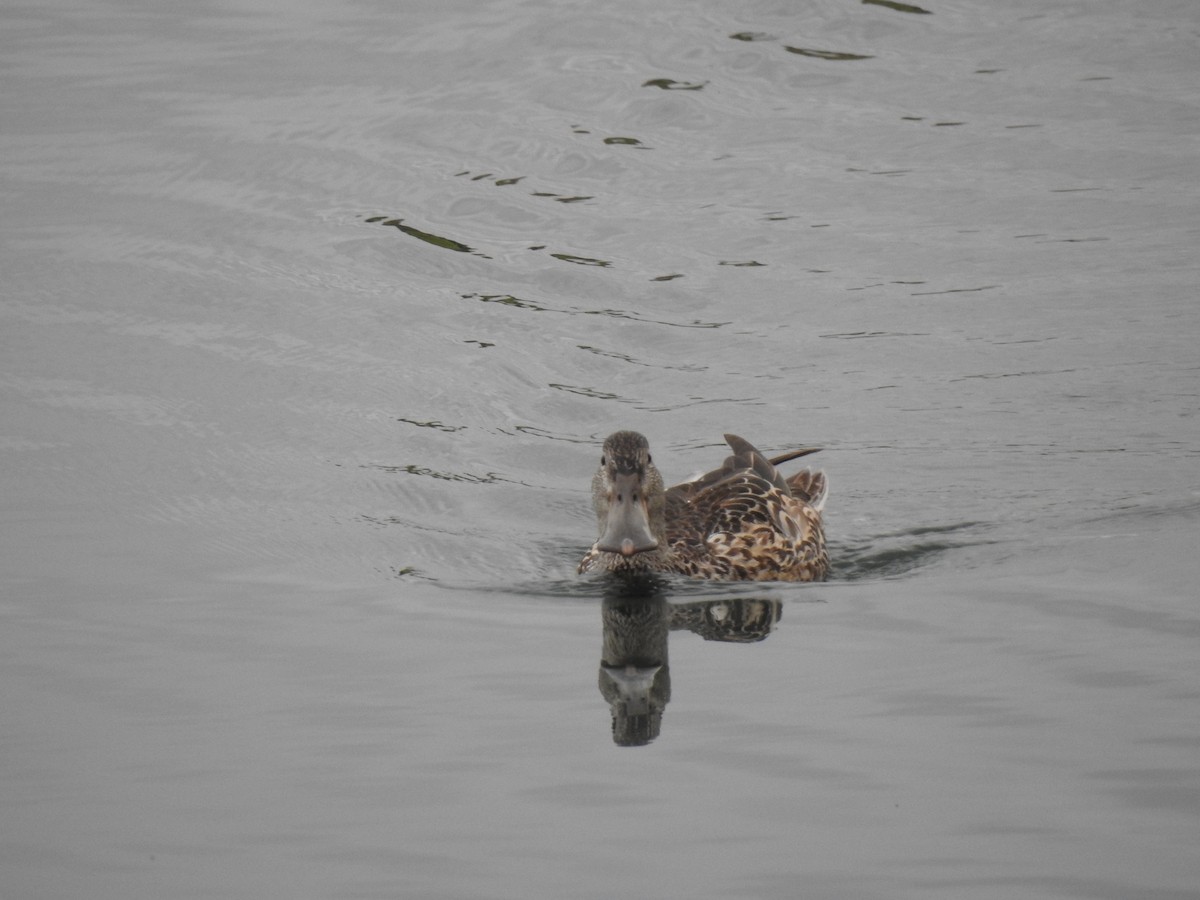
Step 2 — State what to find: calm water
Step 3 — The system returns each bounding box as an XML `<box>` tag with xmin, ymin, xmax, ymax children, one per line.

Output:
<box><xmin>3</xmin><ymin>0</ymin><xmax>1199</xmax><ymax>897</ymax></box>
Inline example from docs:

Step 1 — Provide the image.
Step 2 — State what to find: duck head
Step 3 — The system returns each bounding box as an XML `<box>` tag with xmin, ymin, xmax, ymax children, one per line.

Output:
<box><xmin>590</xmin><ymin>431</ymin><xmax>666</xmax><ymax>562</ymax></box>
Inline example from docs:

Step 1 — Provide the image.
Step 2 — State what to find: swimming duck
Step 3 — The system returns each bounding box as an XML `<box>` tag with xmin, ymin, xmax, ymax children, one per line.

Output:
<box><xmin>579</xmin><ymin>431</ymin><xmax>829</xmax><ymax>581</ymax></box>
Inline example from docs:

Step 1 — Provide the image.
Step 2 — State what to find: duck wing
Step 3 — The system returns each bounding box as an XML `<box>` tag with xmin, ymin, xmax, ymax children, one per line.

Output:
<box><xmin>666</xmin><ymin>434</ymin><xmax>819</xmax><ymax>502</ymax></box>
<box><xmin>786</xmin><ymin>468</ymin><xmax>828</xmax><ymax>512</ymax></box>
<box><xmin>664</xmin><ymin>435</ymin><xmax>827</xmax><ymax>580</ymax></box>
<box><xmin>665</xmin><ymin>435</ymin><xmax>769</xmax><ymax>523</ymax></box>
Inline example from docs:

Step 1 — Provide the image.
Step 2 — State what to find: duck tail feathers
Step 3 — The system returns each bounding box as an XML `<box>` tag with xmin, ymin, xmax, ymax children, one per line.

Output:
<box><xmin>787</xmin><ymin>469</ymin><xmax>828</xmax><ymax>511</ymax></box>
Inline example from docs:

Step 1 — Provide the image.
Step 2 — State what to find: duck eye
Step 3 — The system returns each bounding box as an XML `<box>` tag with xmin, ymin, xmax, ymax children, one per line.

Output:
<box><xmin>600</xmin><ymin>456</ymin><xmax>606</xmax><ymax>466</ymax></box>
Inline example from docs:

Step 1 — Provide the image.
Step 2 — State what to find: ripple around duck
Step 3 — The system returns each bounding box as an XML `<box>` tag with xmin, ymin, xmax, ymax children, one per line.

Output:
<box><xmin>464</xmin><ymin>569</ymin><xmax>820</xmax><ymax>604</ymax></box>
<box><xmin>830</xmin><ymin>521</ymin><xmax>996</xmax><ymax>581</ymax></box>
<box><xmin>516</xmin><ymin>529</ymin><xmax>998</xmax><ymax>594</ymax></box>
<box><xmin>440</xmin><ymin>520</ymin><xmax>998</xmax><ymax>596</ymax></box>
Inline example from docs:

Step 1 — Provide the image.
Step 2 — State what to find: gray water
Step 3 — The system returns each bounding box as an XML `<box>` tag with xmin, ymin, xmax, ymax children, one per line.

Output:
<box><xmin>3</xmin><ymin>0</ymin><xmax>1199</xmax><ymax>897</ymax></box>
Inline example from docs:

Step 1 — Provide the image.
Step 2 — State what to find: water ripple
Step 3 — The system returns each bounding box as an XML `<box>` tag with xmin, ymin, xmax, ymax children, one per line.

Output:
<box><xmin>461</xmin><ymin>292</ymin><xmax>730</xmax><ymax>329</ymax></box>
<box><xmin>832</xmin><ymin>522</ymin><xmax>997</xmax><ymax>581</ymax></box>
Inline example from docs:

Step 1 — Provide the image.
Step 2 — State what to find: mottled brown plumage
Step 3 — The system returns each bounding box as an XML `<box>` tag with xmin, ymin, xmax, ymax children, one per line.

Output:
<box><xmin>579</xmin><ymin>432</ymin><xmax>829</xmax><ymax>581</ymax></box>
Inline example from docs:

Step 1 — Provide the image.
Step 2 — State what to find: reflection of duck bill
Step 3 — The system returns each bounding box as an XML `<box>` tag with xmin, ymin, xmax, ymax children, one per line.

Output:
<box><xmin>602</xmin><ymin>663</ymin><xmax>662</xmax><ymax>693</ymax></box>
<box><xmin>601</xmin><ymin>663</ymin><xmax>662</xmax><ymax>715</ymax></box>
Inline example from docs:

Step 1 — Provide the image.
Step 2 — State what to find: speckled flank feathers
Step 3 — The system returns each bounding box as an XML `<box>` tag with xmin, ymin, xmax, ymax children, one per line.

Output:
<box><xmin>579</xmin><ymin>432</ymin><xmax>829</xmax><ymax>582</ymax></box>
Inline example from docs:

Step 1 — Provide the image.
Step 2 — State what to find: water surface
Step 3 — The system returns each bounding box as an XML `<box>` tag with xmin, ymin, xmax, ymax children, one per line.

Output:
<box><xmin>3</xmin><ymin>1</ymin><xmax>1199</xmax><ymax>898</ymax></box>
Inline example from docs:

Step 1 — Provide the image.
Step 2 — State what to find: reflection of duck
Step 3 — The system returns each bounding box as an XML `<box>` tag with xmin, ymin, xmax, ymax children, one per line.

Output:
<box><xmin>670</xmin><ymin>597</ymin><xmax>781</xmax><ymax>643</ymax></box>
<box><xmin>597</xmin><ymin>595</ymin><xmax>784</xmax><ymax>746</ymax></box>
<box><xmin>579</xmin><ymin>431</ymin><xmax>829</xmax><ymax>581</ymax></box>
<box><xmin>599</xmin><ymin>596</ymin><xmax>671</xmax><ymax>747</ymax></box>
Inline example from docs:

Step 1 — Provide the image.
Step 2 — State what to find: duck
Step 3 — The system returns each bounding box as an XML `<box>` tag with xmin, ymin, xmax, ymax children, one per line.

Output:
<box><xmin>579</xmin><ymin>431</ymin><xmax>829</xmax><ymax>581</ymax></box>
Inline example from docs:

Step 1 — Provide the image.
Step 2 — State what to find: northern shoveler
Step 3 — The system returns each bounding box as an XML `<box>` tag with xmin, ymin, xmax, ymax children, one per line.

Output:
<box><xmin>579</xmin><ymin>431</ymin><xmax>829</xmax><ymax>581</ymax></box>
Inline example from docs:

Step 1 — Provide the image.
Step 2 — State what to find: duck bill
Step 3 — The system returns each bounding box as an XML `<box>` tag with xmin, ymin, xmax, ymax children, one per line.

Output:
<box><xmin>597</xmin><ymin>473</ymin><xmax>659</xmax><ymax>557</ymax></box>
